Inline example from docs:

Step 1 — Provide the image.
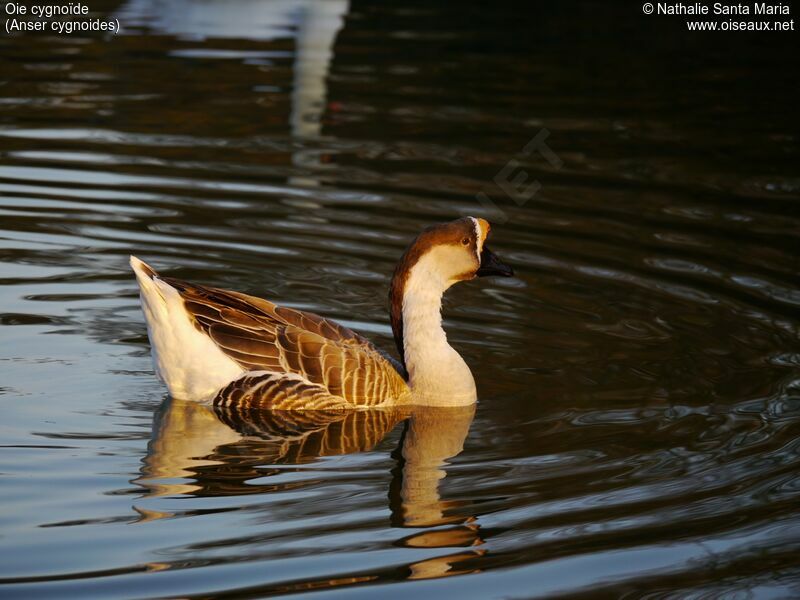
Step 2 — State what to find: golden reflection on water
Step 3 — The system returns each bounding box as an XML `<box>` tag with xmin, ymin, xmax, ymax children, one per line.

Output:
<box><xmin>136</xmin><ymin>399</ymin><xmax>481</xmax><ymax>581</ymax></box>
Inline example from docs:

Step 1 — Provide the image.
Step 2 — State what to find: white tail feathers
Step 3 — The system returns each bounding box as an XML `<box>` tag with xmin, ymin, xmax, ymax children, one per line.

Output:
<box><xmin>130</xmin><ymin>255</ymin><xmax>158</xmax><ymax>280</ymax></box>
<box><xmin>130</xmin><ymin>256</ymin><xmax>243</xmax><ymax>401</ymax></box>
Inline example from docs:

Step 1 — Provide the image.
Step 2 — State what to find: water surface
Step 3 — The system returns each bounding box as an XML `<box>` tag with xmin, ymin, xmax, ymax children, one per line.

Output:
<box><xmin>1</xmin><ymin>2</ymin><xmax>799</xmax><ymax>598</ymax></box>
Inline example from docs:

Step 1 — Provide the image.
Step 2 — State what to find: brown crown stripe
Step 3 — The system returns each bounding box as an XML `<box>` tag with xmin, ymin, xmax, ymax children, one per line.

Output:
<box><xmin>388</xmin><ymin>217</ymin><xmax>482</xmax><ymax>367</ymax></box>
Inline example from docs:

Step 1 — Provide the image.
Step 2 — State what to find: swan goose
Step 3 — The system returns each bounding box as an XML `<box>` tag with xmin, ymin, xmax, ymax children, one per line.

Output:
<box><xmin>131</xmin><ymin>216</ymin><xmax>513</xmax><ymax>409</ymax></box>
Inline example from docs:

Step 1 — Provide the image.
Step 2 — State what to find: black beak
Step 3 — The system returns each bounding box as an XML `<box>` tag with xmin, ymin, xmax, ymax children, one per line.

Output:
<box><xmin>476</xmin><ymin>245</ymin><xmax>514</xmax><ymax>277</ymax></box>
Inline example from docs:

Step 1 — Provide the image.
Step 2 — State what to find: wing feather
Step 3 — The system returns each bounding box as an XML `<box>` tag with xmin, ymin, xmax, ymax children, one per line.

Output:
<box><xmin>213</xmin><ymin>372</ymin><xmax>350</xmax><ymax>411</ymax></box>
<box><xmin>164</xmin><ymin>277</ymin><xmax>408</xmax><ymax>407</ymax></box>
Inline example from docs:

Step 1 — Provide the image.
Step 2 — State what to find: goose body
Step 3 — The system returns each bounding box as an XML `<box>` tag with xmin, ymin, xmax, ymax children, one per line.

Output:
<box><xmin>131</xmin><ymin>217</ymin><xmax>512</xmax><ymax>409</ymax></box>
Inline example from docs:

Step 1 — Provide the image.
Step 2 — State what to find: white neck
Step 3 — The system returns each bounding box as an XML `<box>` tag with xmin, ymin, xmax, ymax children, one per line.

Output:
<box><xmin>401</xmin><ymin>253</ymin><xmax>477</xmax><ymax>406</ymax></box>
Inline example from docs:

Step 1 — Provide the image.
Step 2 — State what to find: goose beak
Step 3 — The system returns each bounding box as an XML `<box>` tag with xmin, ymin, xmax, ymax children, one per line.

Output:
<box><xmin>476</xmin><ymin>246</ymin><xmax>514</xmax><ymax>277</ymax></box>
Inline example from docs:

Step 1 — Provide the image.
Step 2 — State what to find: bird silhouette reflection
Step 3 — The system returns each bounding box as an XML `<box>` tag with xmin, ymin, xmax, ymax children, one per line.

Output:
<box><xmin>136</xmin><ymin>399</ymin><xmax>483</xmax><ymax>580</ymax></box>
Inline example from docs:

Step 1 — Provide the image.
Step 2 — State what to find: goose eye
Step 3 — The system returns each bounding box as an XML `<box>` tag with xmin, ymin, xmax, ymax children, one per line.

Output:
<box><xmin>461</xmin><ymin>237</ymin><xmax>470</xmax><ymax>246</ymax></box>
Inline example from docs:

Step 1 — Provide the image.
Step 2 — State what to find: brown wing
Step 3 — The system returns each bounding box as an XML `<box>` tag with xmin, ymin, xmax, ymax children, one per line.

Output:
<box><xmin>212</xmin><ymin>372</ymin><xmax>349</xmax><ymax>411</ymax></box>
<box><xmin>162</xmin><ymin>277</ymin><xmax>409</xmax><ymax>407</ymax></box>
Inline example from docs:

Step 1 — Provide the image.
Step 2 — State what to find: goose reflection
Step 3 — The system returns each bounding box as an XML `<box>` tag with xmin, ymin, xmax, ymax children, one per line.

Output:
<box><xmin>137</xmin><ymin>399</ymin><xmax>482</xmax><ymax>579</ymax></box>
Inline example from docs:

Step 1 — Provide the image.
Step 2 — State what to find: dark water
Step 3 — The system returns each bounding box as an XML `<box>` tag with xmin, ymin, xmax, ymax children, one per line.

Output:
<box><xmin>1</xmin><ymin>1</ymin><xmax>799</xmax><ymax>598</ymax></box>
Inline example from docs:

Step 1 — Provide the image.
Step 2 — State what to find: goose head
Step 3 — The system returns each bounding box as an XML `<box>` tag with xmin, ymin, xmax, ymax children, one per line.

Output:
<box><xmin>389</xmin><ymin>217</ymin><xmax>513</xmax><ymax>382</ymax></box>
<box><xmin>392</xmin><ymin>216</ymin><xmax>513</xmax><ymax>293</ymax></box>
